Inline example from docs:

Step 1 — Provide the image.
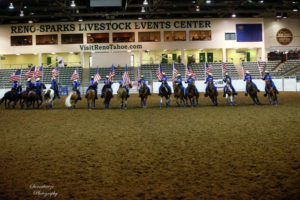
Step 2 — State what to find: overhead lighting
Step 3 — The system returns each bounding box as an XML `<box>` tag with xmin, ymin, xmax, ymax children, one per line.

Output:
<box><xmin>293</xmin><ymin>7</ymin><xmax>299</xmax><ymax>12</ymax></box>
<box><xmin>206</xmin><ymin>0</ymin><xmax>211</xmax><ymax>4</ymax></box>
<box><xmin>28</xmin><ymin>20</ymin><xmax>33</xmax><ymax>24</ymax></box>
<box><xmin>276</xmin><ymin>12</ymin><xmax>282</xmax><ymax>18</ymax></box>
<box><xmin>143</xmin><ymin>0</ymin><xmax>148</xmax><ymax>5</ymax></box>
<box><xmin>69</xmin><ymin>52</ymin><xmax>74</xmax><ymax>54</ymax></box>
<box><xmin>20</xmin><ymin>10</ymin><xmax>24</xmax><ymax>17</ymax></box>
<box><xmin>70</xmin><ymin>0</ymin><xmax>76</xmax><ymax>8</ymax></box>
<box><xmin>232</xmin><ymin>13</ymin><xmax>236</xmax><ymax>18</ymax></box>
<box><xmin>283</xmin><ymin>12</ymin><xmax>288</xmax><ymax>18</ymax></box>
<box><xmin>196</xmin><ymin>6</ymin><xmax>200</xmax><ymax>12</ymax></box>
<box><xmin>9</xmin><ymin>2</ymin><xmax>14</xmax><ymax>9</ymax></box>
<box><xmin>51</xmin><ymin>52</ymin><xmax>56</xmax><ymax>55</ymax></box>
<box><xmin>141</xmin><ymin>7</ymin><xmax>145</xmax><ymax>13</ymax></box>
<box><xmin>16</xmin><ymin>53</ymin><xmax>20</xmax><ymax>56</ymax></box>
<box><xmin>138</xmin><ymin>17</ymin><xmax>143</xmax><ymax>20</ymax></box>
<box><xmin>259</xmin><ymin>0</ymin><xmax>264</xmax><ymax>3</ymax></box>
<box><xmin>78</xmin><ymin>18</ymin><xmax>83</xmax><ymax>22</ymax></box>
<box><xmin>33</xmin><ymin>53</ymin><xmax>37</xmax><ymax>55</ymax></box>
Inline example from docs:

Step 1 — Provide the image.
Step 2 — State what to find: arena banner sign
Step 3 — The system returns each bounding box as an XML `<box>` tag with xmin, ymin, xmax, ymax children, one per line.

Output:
<box><xmin>10</xmin><ymin>20</ymin><xmax>211</xmax><ymax>34</ymax></box>
<box><xmin>79</xmin><ymin>44</ymin><xmax>143</xmax><ymax>51</ymax></box>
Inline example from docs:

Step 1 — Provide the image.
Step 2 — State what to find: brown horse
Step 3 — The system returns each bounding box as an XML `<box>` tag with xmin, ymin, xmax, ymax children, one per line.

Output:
<box><xmin>0</xmin><ymin>86</ymin><xmax>22</xmax><ymax>109</ymax></box>
<box><xmin>246</xmin><ymin>80</ymin><xmax>260</xmax><ymax>105</ymax></box>
<box><xmin>173</xmin><ymin>81</ymin><xmax>185</xmax><ymax>107</ymax></box>
<box><xmin>139</xmin><ymin>81</ymin><xmax>149</xmax><ymax>108</ymax></box>
<box><xmin>206</xmin><ymin>82</ymin><xmax>218</xmax><ymax>106</ymax></box>
<box><xmin>85</xmin><ymin>88</ymin><xmax>96</xmax><ymax>109</ymax></box>
<box><xmin>265</xmin><ymin>79</ymin><xmax>278</xmax><ymax>105</ymax></box>
<box><xmin>103</xmin><ymin>86</ymin><xmax>113</xmax><ymax>109</ymax></box>
<box><xmin>26</xmin><ymin>83</ymin><xmax>46</xmax><ymax>109</ymax></box>
<box><xmin>117</xmin><ymin>84</ymin><xmax>131</xmax><ymax>109</ymax></box>
<box><xmin>185</xmin><ymin>81</ymin><xmax>199</xmax><ymax>107</ymax></box>
<box><xmin>65</xmin><ymin>89</ymin><xmax>79</xmax><ymax>109</ymax></box>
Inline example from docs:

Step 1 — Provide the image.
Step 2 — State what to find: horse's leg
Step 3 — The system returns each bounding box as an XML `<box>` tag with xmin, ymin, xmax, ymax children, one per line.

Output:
<box><xmin>160</xmin><ymin>97</ymin><xmax>163</xmax><ymax>108</ymax></box>
<box><xmin>120</xmin><ymin>98</ymin><xmax>123</xmax><ymax>109</ymax></box>
<box><xmin>125</xmin><ymin>99</ymin><xmax>127</xmax><ymax>109</ymax></box>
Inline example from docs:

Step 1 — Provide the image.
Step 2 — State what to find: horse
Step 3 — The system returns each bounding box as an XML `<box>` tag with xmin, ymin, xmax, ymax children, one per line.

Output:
<box><xmin>206</xmin><ymin>82</ymin><xmax>218</xmax><ymax>106</ymax></box>
<box><xmin>20</xmin><ymin>88</ymin><xmax>29</xmax><ymax>109</ymax></box>
<box><xmin>265</xmin><ymin>79</ymin><xmax>278</xmax><ymax>105</ymax></box>
<box><xmin>139</xmin><ymin>81</ymin><xmax>149</xmax><ymax>108</ymax></box>
<box><xmin>159</xmin><ymin>81</ymin><xmax>171</xmax><ymax>108</ymax></box>
<box><xmin>25</xmin><ymin>83</ymin><xmax>46</xmax><ymax>109</ymax></box>
<box><xmin>65</xmin><ymin>88</ymin><xmax>79</xmax><ymax>109</ymax></box>
<box><xmin>224</xmin><ymin>80</ymin><xmax>237</xmax><ymax>106</ymax></box>
<box><xmin>246</xmin><ymin>80</ymin><xmax>260</xmax><ymax>105</ymax></box>
<box><xmin>185</xmin><ymin>81</ymin><xmax>199</xmax><ymax>107</ymax></box>
<box><xmin>85</xmin><ymin>87</ymin><xmax>96</xmax><ymax>110</ymax></box>
<box><xmin>0</xmin><ymin>86</ymin><xmax>22</xmax><ymax>109</ymax></box>
<box><xmin>173</xmin><ymin>81</ymin><xmax>185</xmax><ymax>107</ymax></box>
<box><xmin>103</xmin><ymin>85</ymin><xmax>113</xmax><ymax>109</ymax></box>
<box><xmin>117</xmin><ymin>84</ymin><xmax>131</xmax><ymax>109</ymax></box>
<box><xmin>43</xmin><ymin>88</ymin><xmax>56</xmax><ymax>109</ymax></box>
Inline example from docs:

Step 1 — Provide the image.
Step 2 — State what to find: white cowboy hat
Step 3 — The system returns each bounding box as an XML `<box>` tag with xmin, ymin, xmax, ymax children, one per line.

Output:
<box><xmin>27</xmin><ymin>78</ymin><xmax>31</xmax><ymax>81</ymax></box>
<box><xmin>36</xmin><ymin>78</ymin><xmax>40</xmax><ymax>81</ymax></box>
<box><xmin>162</xmin><ymin>72</ymin><xmax>166</xmax><ymax>75</ymax></box>
<box><xmin>246</xmin><ymin>70</ymin><xmax>250</xmax><ymax>74</ymax></box>
<box><xmin>106</xmin><ymin>75</ymin><xmax>109</xmax><ymax>78</ymax></box>
<box><xmin>74</xmin><ymin>79</ymin><xmax>78</xmax><ymax>82</ymax></box>
<box><xmin>177</xmin><ymin>74</ymin><xmax>181</xmax><ymax>77</ymax></box>
<box><xmin>91</xmin><ymin>76</ymin><xmax>94</xmax><ymax>79</ymax></box>
<box><xmin>265</xmin><ymin>70</ymin><xmax>269</xmax><ymax>73</ymax></box>
<box><xmin>140</xmin><ymin>75</ymin><xmax>144</xmax><ymax>78</ymax></box>
<box><xmin>208</xmin><ymin>73</ymin><xmax>212</xmax><ymax>76</ymax></box>
<box><xmin>225</xmin><ymin>72</ymin><xmax>229</xmax><ymax>75</ymax></box>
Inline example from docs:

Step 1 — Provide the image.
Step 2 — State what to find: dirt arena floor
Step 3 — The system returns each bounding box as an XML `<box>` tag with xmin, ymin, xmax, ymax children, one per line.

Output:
<box><xmin>0</xmin><ymin>92</ymin><xmax>299</xmax><ymax>200</ymax></box>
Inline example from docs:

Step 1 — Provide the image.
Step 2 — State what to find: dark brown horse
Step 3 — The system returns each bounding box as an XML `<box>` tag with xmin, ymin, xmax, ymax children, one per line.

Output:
<box><xmin>173</xmin><ymin>81</ymin><xmax>185</xmax><ymax>107</ymax></box>
<box><xmin>185</xmin><ymin>81</ymin><xmax>199</xmax><ymax>107</ymax></box>
<box><xmin>139</xmin><ymin>81</ymin><xmax>149</xmax><ymax>108</ymax></box>
<box><xmin>159</xmin><ymin>81</ymin><xmax>171</xmax><ymax>108</ymax></box>
<box><xmin>265</xmin><ymin>79</ymin><xmax>278</xmax><ymax>105</ymax></box>
<box><xmin>206</xmin><ymin>82</ymin><xmax>218</xmax><ymax>106</ymax></box>
<box><xmin>26</xmin><ymin>83</ymin><xmax>46</xmax><ymax>109</ymax></box>
<box><xmin>0</xmin><ymin>86</ymin><xmax>22</xmax><ymax>108</ymax></box>
<box><xmin>85</xmin><ymin>87</ymin><xmax>96</xmax><ymax>109</ymax></box>
<box><xmin>103</xmin><ymin>85</ymin><xmax>113</xmax><ymax>109</ymax></box>
<box><xmin>246</xmin><ymin>80</ymin><xmax>260</xmax><ymax>105</ymax></box>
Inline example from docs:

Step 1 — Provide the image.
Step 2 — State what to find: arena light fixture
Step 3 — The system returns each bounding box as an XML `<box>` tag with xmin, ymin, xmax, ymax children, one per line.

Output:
<box><xmin>276</xmin><ymin>12</ymin><xmax>282</xmax><ymax>18</ymax></box>
<box><xmin>16</xmin><ymin>53</ymin><xmax>20</xmax><ymax>56</ymax></box>
<box><xmin>70</xmin><ymin>0</ymin><xmax>76</xmax><ymax>8</ymax></box>
<box><xmin>20</xmin><ymin>10</ymin><xmax>24</xmax><ymax>17</ymax></box>
<box><xmin>138</xmin><ymin>17</ymin><xmax>143</xmax><ymax>20</ymax></box>
<box><xmin>78</xmin><ymin>18</ymin><xmax>83</xmax><ymax>22</ymax></box>
<box><xmin>283</xmin><ymin>13</ymin><xmax>288</xmax><ymax>18</ymax></box>
<box><xmin>196</xmin><ymin>6</ymin><xmax>200</xmax><ymax>12</ymax></box>
<box><xmin>206</xmin><ymin>0</ymin><xmax>211</xmax><ymax>4</ymax></box>
<box><xmin>28</xmin><ymin>20</ymin><xmax>33</xmax><ymax>24</ymax></box>
<box><xmin>232</xmin><ymin>13</ymin><xmax>236</xmax><ymax>18</ymax></box>
<box><xmin>292</xmin><ymin>7</ymin><xmax>299</xmax><ymax>12</ymax></box>
<box><xmin>141</xmin><ymin>7</ymin><xmax>145</xmax><ymax>13</ymax></box>
<box><xmin>143</xmin><ymin>0</ymin><xmax>148</xmax><ymax>6</ymax></box>
<box><xmin>259</xmin><ymin>0</ymin><xmax>264</xmax><ymax>3</ymax></box>
<box><xmin>9</xmin><ymin>2</ymin><xmax>14</xmax><ymax>9</ymax></box>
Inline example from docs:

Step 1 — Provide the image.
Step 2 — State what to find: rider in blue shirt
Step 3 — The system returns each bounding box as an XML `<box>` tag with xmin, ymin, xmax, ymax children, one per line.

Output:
<box><xmin>72</xmin><ymin>79</ymin><xmax>81</xmax><ymax>100</ymax></box>
<box><xmin>138</xmin><ymin>75</ymin><xmax>151</xmax><ymax>96</ymax></box>
<box><xmin>51</xmin><ymin>77</ymin><xmax>60</xmax><ymax>99</ymax></box>
<box><xmin>119</xmin><ymin>79</ymin><xmax>130</xmax><ymax>98</ymax></box>
<box><xmin>11</xmin><ymin>81</ymin><xmax>19</xmax><ymax>96</ymax></box>
<box><xmin>175</xmin><ymin>74</ymin><xmax>185</xmax><ymax>94</ymax></box>
<box><xmin>185</xmin><ymin>74</ymin><xmax>198</xmax><ymax>95</ymax></box>
<box><xmin>101</xmin><ymin>75</ymin><xmax>113</xmax><ymax>98</ymax></box>
<box><xmin>86</xmin><ymin>76</ymin><xmax>98</xmax><ymax>99</ymax></box>
<box><xmin>204</xmin><ymin>73</ymin><xmax>217</xmax><ymax>97</ymax></box>
<box><xmin>263</xmin><ymin>71</ymin><xmax>279</xmax><ymax>96</ymax></box>
<box><xmin>244</xmin><ymin>71</ymin><xmax>260</xmax><ymax>96</ymax></box>
<box><xmin>223</xmin><ymin>72</ymin><xmax>237</xmax><ymax>97</ymax></box>
<box><xmin>35</xmin><ymin>78</ymin><xmax>42</xmax><ymax>99</ymax></box>
<box><xmin>159</xmin><ymin>72</ymin><xmax>171</xmax><ymax>95</ymax></box>
<box><xmin>26</xmin><ymin>78</ymin><xmax>34</xmax><ymax>91</ymax></box>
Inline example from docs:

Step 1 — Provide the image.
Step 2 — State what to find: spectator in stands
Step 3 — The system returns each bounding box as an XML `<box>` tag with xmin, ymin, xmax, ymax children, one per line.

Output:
<box><xmin>175</xmin><ymin>74</ymin><xmax>185</xmax><ymax>95</ymax></box>
<box><xmin>244</xmin><ymin>71</ymin><xmax>260</xmax><ymax>96</ymax></box>
<box><xmin>101</xmin><ymin>75</ymin><xmax>113</xmax><ymax>98</ymax></box>
<box><xmin>204</xmin><ymin>73</ymin><xmax>218</xmax><ymax>97</ymax></box>
<box><xmin>35</xmin><ymin>78</ymin><xmax>42</xmax><ymax>100</ymax></box>
<box><xmin>223</xmin><ymin>73</ymin><xmax>237</xmax><ymax>97</ymax></box>
<box><xmin>72</xmin><ymin>79</ymin><xmax>81</xmax><ymax>100</ymax></box>
<box><xmin>11</xmin><ymin>80</ymin><xmax>19</xmax><ymax>97</ymax></box>
<box><xmin>159</xmin><ymin>72</ymin><xmax>171</xmax><ymax>95</ymax></box>
<box><xmin>138</xmin><ymin>75</ymin><xmax>151</xmax><ymax>96</ymax></box>
<box><xmin>185</xmin><ymin>74</ymin><xmax>198</xmax><ymax>95</ymax></box>
<box><xmin>119</xmin><ymin>79</ymin><xmax>129</xmax><ymax>98</ymax></box>
<box><xmin>87</xmin><ymin>76</ymin><xmax>98</xmax><ymax>99</ymax></box>
<box><xmin>51</xmin><ymin>77</ymin><xmax>60</xmax><ymax>99</ymax></box>
<box><xmin>263</xmin><ymin>71</ymin><xmax>279</xmax><ymax>96</ymax></box>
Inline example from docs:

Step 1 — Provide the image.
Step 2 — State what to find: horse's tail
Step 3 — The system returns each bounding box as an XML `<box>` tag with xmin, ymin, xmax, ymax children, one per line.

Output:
<box><xmin>65</xmin><ymin>92</ymin><xmax>73</xmax><ymax>108</ymax></box>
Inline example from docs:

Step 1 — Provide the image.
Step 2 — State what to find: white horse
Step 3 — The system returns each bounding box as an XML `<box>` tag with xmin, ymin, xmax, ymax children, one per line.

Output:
<box><xmin>225</xmin><ymin>80</ymin><xmax>236</xmax><ymax>106</ymax></box>
<box><xmin>43</xmin><ymin>89</ymin><xmax>56</xmax><ymax>109</ymax></box>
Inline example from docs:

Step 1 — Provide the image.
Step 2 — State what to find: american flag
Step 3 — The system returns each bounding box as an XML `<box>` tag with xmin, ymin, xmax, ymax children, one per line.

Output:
<box><xmin>257</xmin><ymin>61</ymin><xmax>264</xmax><ymax>74</ymax></box>
<box><xmin>51</xmin><ymin>66</ymin><xmax>59</xmax><ymax>79</ymax></box>
<box><xmin>122</xmin><ymin>65</ymin><xmax>131</xmax><ymax>87</ymax></box>
<box><xmin>205</xmin><ymin>62</ymin><xmax>212</xmax><ymax>75</ymax></box>
<box><xmin>222</xmin><ymin>62</ymin><xmax>227</xmax><ymax>74</ymax></box>
<box><xmin>94</xmin><ymin>68</ymin><xmax>101</xmax><ymax>83</ymax></box>
<box><xmin>108</xmin><ymin>65</ymin><xmax>115</xmax><ymax>81</ymax></box>
<box><xmin>156</xmin><ymin>63</ymin><xmax>163</xmax><ymax>80</ymax></box>
<box><xmin>172</xmin><ymin>63</ymin><xmax>178</xmax><ymax>80</ymax></box>
<box><xmin>25</xmin><ymin>67</ymin><xmax>35</xmax><ymax>79</ymax></box>
<box><xmin>70</xmin><ymin>68</ymin><xmax>79</xmax><ymax>81</ymax></box>
<box><xmin>186</xmin><ymin>64</ymin><xmax>196</xmax><ymax>78</ymax></box>
<box><xmin>241</xmin><ymin>61</ymin><xmax>247</xmax><ymax>76</ymax></box>
<box><xmin>136</xmin><ymin>65</ymin><xmax>141</xmax><ymax>81</ymax></box>
<box><xmin>33</xmin><ymin>66</ymin><xmax>43</xmax><ymax>78</ymax></box>
<box><xmin>9</xmin><ymin>69</ymin><xmax>21</xmax><ymax>82</ymax></box>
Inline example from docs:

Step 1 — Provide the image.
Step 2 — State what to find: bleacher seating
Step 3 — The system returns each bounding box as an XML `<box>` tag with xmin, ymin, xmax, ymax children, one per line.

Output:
<box><xmin>243</xmin><ymin>62</ymin><xmax>262</xmax><ymax>78</ymax></box>
<box><xmin>263</xmin><ymin>60</ymin><xmax>280</xmax><ymax>72</ymax></box>
<box><xmin>89</xmin><ymin>67</ymin><xmax>135</xmax><ymax>82</ymax></box>
<box><xmin>141</xmin><ymin>63</ymin><xmax>185</xmax><ymax>81</ymax></box>
<box><xmin>273</xmin><ymin>60</ymin><xmax>300</xmax><ymax>76</ymax></box>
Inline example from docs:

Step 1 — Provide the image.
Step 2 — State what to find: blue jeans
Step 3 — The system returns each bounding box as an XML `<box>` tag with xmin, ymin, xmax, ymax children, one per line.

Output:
<box><xmin>54</xmin><ymin>88</ymin><xmax>60</xmax><ymax>98</ymax></box>
<box><xmin>76</xmin><ymin>90</ymin><xmax>81</xmax><ymax>99</ymax></box>
<box><xmin>223</xmin><ymin>84</ymin><xmax>236</xmax><ymax>93</ymax></box>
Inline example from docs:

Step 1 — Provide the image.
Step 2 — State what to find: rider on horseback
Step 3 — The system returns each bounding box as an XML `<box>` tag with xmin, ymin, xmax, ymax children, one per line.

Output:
<box><xmin>204</xmin><ymin>73</ymin><xmax>218</xmax><ymax>97</ymax></box>
<box><xmin>223</xmin><ymin>72</ymin><xmax>237</xmax><ymax>97</ymax></box>
<box><xmin>159</xmin><ymin>72</ymin><xmax>171</xmax><ymax>95</ymax></box>
<box><xmin>51</xmin><ymin>77</ymin><xmax>60</xmax><ymax>99</ymax></box>
<box><xmin>72</xmin><ymin>79</ymin><xmax>81</xmax><ymax>100</ymax></box>
<box><xmin>263</xmin><ymin>71</ymin><xmax>279</xmax><ymax>96</ymax></box>
<box><xmin>87</xmin><ymin>76</ymin><xmax>98</xmax><ymax>99</ymax></box>
<box><xmin>35</xmin><ymin>78</ymin><xmax>42</xmax><ymax>100</ymax></box>
<box><xmin>11</xmin><ymin>80</ymin><xmax>20</xmax><ymax>97</ymax></box>
<box><xmin>175</xmin><ymin>74</ymin><xmax>185</xmax><ymax>94</ymax></box>
<box><xmin>185</xmin><ymin>74</ymin><xmax>198</xmax><ymax>95</ymax></box>
<box><xmin>26</xmin><ymin>78</ymin><xmax>34</xmax><ymax>91</ymax></box>
<box><xmin>138</xmin><ymin>75</ymin><xmax>151</xmax><ymax>96</ymax></box>
<box><xmin>101</xmin><ymin>75</ymin><xmax>113</xmax><ymax>98</ymax></box>
<box><xmin>244</xmin><ymin>71</ymin><xmax>260</xmax><ymax>96</ymax></box>
<box><xmin>119</xmin><ymin>79</ymin><xmax>130</xmax><ymax>98</ymax></box>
